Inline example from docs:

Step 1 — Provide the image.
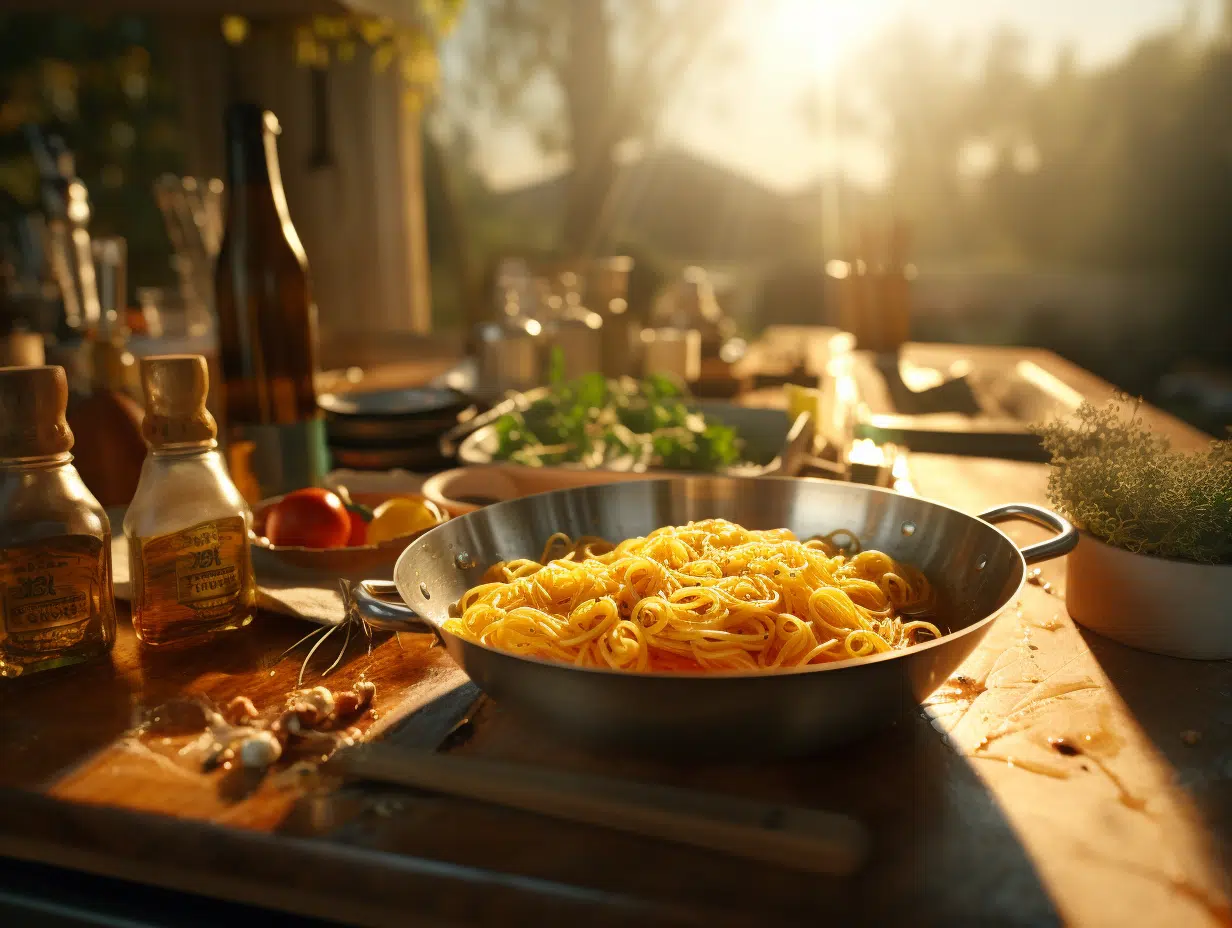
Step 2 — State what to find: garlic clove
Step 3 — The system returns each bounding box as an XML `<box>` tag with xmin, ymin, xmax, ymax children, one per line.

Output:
<box><xmin>238</xmin><ymin>730</ymin><xmax>283</xmax><ymax>769</ymax></box>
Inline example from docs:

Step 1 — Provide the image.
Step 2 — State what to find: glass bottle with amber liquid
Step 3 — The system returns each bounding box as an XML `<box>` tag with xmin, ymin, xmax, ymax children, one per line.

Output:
<box><xmin>0</xmin><ymin>365</ymin><xmax>116</xmax><ymax>676</ymax></box>
<box><xmin>213</xmin><ymin>102</ymin><xmax>328</xmax><ymax>503</ymax></box>
<box><xmin>124</xmin><ymin>354</ymin><xmax>256</xmax><ymax>647</ymax></box>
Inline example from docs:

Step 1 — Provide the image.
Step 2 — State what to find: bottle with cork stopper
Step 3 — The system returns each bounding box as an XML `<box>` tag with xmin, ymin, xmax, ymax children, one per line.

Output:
<box><xmin>124</xmin><ymin>354</ymin><xmax>256</xmax><ymax>647</ymax></box>
<box><xmin>0</xmin><ymin>365</ymin><xmax>117</xmax><ymax>677</ymax></box>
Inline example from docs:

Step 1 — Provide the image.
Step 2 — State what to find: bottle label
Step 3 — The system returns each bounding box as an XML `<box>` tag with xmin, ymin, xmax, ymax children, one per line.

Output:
<box><xmin>0</xmin><ymin>536</ymin><xmax>103</xmax><ymax>650</ymax></box>
<box><xmin>140</xmin><ymin>517</ymin><xmax>251</xmax><ymax>619</ymax></box>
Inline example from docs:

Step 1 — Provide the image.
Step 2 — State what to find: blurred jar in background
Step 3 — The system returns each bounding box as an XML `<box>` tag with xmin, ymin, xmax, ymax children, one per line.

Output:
<box><xmin>473</xmin><ymin>258</ymin><xmax>544</xmax><ymax>398</ymax></box>
<box><xmin>542</xmin><ymin>272</ymin><xmax>603</xmax><ymax>381</ymax></box>
<box><xmin>589</xmin><ymin>256</ymin><xmax>635</xmax><ymax>379</ymax></box>
<box><xmin>831</xmin><ymin>220</ymin><xmax>913</xmax><ymax>356</ymax></box>
<box><xmin>133</xmin><ymin>287</ymin><xmax>165</xmax><ymax>338</ymax></box>
<box><xmin>65</xmin><ymin>328</ymin><xmax>146</xmax><ymax>508</ymax></box>
<box><xmin>640</xmin><ymin>327</ymin><xmax>701</xmax><ymax>383</ymax></box>
<box><xmin>651</xmin><ymin>266</ymin><xmax>736</xmax><ymax>360</ymax></box>
<box><xmin>0</xmin><ymin>331</ymin><xmax>46</xmax><ymax>367</ymax></box>
<box><xmin>91</xmin><ymin>236</ymin><xmax>126</xmax><ymax>333</ymax></box>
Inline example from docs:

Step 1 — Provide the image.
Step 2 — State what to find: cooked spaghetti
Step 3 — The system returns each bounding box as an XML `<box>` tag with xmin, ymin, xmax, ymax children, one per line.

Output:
<box><xmin>443</xmin><ymin>519</ymin><xmax>941</xmax><ymax>673</ymax></box>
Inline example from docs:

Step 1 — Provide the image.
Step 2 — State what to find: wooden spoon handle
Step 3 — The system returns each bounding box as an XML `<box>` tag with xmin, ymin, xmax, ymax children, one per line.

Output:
<box><xmin>336</xmin><ymin>747</ymin><xmax>870</xmax><ymax>877</ymax></box>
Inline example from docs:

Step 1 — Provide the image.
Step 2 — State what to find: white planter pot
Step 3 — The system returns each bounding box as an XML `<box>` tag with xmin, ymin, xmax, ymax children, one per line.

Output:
<box><xmin>1066</xmin><ymin>532</ymin><xmax>1232</xmax><ymax>660</ymax></box>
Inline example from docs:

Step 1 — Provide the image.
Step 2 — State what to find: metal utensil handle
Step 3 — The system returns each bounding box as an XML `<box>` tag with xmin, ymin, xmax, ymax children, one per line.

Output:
<box><xmin>438</xmin><ymin>416</ymin><xmax>482</xmax><ymax>459</ymax></box>
<box><xmin>349</xmin><ymin>579</ymin><xmax>437</xmax><ymax>635</ymax></box>
<box><xmin>439</xmin><ymin>387</ymin><xmax>537</xmax><ymax>458</ymax></box>
<box><xmin>978</xmin><ymin>503</ymin><xmax>1078</xmax><ymax>564</ymax></box>
<box><xmin>337</xmin><ymin>746</ymin><xmax>870</xmax><ymax>877</ymax></box>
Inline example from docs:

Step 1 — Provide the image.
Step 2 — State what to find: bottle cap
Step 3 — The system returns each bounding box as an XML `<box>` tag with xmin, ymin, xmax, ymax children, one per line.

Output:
<box><xmin>140</xmin><ymin>354</ymin><xmax>217</xmax><ymax>446</ymax></box>
<box><xmin>0</xmin><ymin>365</ymin><xmax>74</xmax><ymax>458</ymax></box>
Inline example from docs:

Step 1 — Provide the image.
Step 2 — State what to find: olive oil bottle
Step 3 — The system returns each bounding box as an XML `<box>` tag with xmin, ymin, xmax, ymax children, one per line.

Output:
<box><xmin>124</xmin><ymin>354</ymin><xmax>256</xmax><ymax>647</ymax></box>
<box><xmin>0</xmin><ymin>365</ymin><xmax>116</xmax><ymax>677</ymax></box>
<box><xmin>213</xmin><ymin>103</ymin><xmax>328</xmax><ymax>501</ymax></box>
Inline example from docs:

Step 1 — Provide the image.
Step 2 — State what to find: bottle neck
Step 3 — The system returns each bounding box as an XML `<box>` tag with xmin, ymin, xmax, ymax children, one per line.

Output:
<box><xmin>225</xmin><ymin>107</ymin><xmax>275</xmax><ymax>189</ymax></box>
<box><xmin>149</xmin><ymin>439</ymin><xmax>218</xmax><ymax>459</ymax></box>
<box><xmin>0</xmin><ymin>452</ymin><xmax>74</xmax><ymax>472</ymax></box>
<box><xmin>223</xmin><ymin>114</ymin><xmax>308</xmax><ymax>265</ymax></box>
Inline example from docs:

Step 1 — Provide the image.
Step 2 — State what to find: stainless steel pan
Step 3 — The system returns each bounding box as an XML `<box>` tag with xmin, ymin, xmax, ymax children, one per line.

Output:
<box><xmin>352</xmin><ymin>477</ymin><xmax>1076</xmax><ymax>759</ymax></box>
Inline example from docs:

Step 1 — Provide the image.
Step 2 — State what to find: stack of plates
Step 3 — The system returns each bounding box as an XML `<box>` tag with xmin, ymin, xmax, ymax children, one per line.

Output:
<box><xmin>318</xmin><ymin>387</ymin><xmax>470</xmax><ymax>472</ymax></box>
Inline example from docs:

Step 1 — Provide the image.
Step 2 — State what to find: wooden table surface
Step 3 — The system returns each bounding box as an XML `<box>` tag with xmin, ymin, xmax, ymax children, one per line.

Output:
<box><xmin>2</xmin><ymin>345</ymin><xmax>1229</xmax><ymax>927</ymax></box>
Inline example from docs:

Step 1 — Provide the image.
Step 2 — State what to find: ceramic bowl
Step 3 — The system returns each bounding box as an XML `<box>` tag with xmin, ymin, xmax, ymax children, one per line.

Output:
<box><xmin>1066</xmin><ymin>531</ymin><xmax>1232</xmax><ymax>659</ymax></box>
<box><xmin>421</xmin><ymin>465</ymin><xmax>667</xmax><ymax>518</ymax></box>
<box><xmin>250</xmin><ymin>490</ymin><xmax>447</xmax><ymax>573</ymax></box>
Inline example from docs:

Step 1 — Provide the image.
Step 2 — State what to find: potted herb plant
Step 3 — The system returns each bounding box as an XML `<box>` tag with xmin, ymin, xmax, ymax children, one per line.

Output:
<box><xmin>1035</xmin><ymin>398</ymin><xmax>1232</xmax><ymax>659</ymax></box>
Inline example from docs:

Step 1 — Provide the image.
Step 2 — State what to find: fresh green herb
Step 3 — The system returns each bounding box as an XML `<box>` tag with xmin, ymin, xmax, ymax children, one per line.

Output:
<box><xmin>492</xmin><ymin>376</ymin><xmax>743</xmax><ymax>472</ymax></box>
<box><xmin>1034</xmin><ymin>396</ymin><xmax>1232</xmax><ymax>563</ymax></box>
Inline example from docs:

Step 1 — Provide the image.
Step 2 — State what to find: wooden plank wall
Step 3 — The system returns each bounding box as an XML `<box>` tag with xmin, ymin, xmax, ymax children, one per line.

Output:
<box><xmin>159</xmin><ymin>17</ymin><xmax>433</xmax><ymax>354</ymax></box>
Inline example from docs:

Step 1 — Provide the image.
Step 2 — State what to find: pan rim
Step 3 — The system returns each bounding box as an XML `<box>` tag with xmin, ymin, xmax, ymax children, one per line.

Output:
<box><xmin>395</xmin><ymin>475</ymin><xmax>1029</xmax><ymax>681</ymax></box>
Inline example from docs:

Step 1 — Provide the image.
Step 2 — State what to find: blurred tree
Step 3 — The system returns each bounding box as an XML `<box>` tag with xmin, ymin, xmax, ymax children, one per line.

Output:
<box><xmin>836</xmin><ymin>10</ymin><xmax>1232</xmax><ymax>379</ymax></box>
<box><xmin>0</xmin><ymin>13</ymin><xmax>184</xmax><ymax>297</ymax></box>
<box><xmin>451</xmin><ymin>0</ymin><xmax>735</xmax><ymax>256</ymax></box>
<box><xmin>838</xmin><ymin>20</ymin><xmax>978</xmax><ymax>259</ymax></box>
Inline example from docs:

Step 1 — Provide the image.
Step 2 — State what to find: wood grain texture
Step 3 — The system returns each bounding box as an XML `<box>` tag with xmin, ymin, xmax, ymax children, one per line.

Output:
<box><xmin>0</xmin><ymin>346</ymin><xmax>1228</xmax><ymax>927</ymax></box>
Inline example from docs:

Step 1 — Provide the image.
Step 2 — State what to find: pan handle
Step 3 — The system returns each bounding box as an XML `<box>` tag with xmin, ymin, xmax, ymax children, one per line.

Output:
<box><xmin>977</xmin><ymin>503</ymin><xmax>1078</xmax><ymax>564</ymax></box>
<box><xmin>343</xmin><ymin>579</ymin><xmax>438</xmax><ymax>636</ymax></box>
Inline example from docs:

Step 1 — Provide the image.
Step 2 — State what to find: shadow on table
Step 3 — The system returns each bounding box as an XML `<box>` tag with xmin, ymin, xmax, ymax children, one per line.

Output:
<box><xmin>1</xmin><ymin>656</ymin><xmax>134</xmax><ymax>787</ymax></box>
<box><xmin>1078</xmin><ymin>626</ymin><xmax>1232</xmax><ymax>857</ymax></box>
<box><xmin>133</xmin><ymin>612</ymin><xmax>377</xmax><ymax>701</ymax></box>
<box><xmin>293</xmin><ymin>699</ymin><xmax>1064</xmax><ymax>927</ymax></box>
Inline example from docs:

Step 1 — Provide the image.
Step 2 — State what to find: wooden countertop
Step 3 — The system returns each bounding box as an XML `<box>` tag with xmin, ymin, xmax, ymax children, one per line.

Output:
<box><xmin>2</xmin><ymin>345</ymin><xmax>1229</xmax><ymax>927</ymax></box>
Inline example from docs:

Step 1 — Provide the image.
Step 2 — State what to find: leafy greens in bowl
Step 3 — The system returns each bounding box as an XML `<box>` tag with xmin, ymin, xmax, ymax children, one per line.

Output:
<box><xmin>490</xmin><ymin>373</ymin><xmax>744</xmax><ymax>472</ymax></box>
<box><xmin>1034</xmin><ymin>396</ymin><xmax>1232</xmax><ymax>564</ymax></box>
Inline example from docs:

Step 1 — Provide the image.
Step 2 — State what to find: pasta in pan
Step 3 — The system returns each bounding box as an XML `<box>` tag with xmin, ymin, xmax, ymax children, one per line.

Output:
<box><xmin>443</xmin><ymin>519</ymin><xmax>941</xmax><ymax>673</ymax></box>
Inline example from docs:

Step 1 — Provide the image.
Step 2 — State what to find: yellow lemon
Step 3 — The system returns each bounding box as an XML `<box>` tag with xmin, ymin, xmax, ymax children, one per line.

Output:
<box><xmin>366</xmin><ymin>497</ymin><xmax>439</xmax><ymax>544</ymax></box>
<box><xmin>784</xmin><ymin>383</ymin><xmax>821</xmax><ymax>425</ymax></box>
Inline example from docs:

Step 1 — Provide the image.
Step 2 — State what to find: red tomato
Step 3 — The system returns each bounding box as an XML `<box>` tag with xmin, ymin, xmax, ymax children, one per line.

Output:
<box><xmin>345</xmin><ymin>508</ymin><xmax>368</xmax><ymax>547</ymax></box>
<box><xmin>265</xmin><ymin>488</ymin><xmax>351</xmax><ymax>549</ymax></box>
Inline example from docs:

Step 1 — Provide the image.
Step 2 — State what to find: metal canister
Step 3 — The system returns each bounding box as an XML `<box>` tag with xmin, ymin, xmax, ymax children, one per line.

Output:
<box><xmin>640</xmin><ymin>327</ymin><xmax>702</xmax><ymax>382</ymax></box>
<box><xmin>550</xmin><ymin>304</ymin><xmax>604</xmax><ymax>381</ymax></box>
<box><xmin>590</xmin><ymin>256</ymin><xmax>635</xmax><ymax>378</ymax></box>
<box><xmin>475</xmin><ymin>319</ymin><xmax>542</xmax><ymax>397</ymax></box>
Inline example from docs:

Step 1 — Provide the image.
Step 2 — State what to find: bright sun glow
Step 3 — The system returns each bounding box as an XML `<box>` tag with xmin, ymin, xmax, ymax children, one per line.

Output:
<box><xmin>755</xmin><ymin>0</ymin><xmax>894</xmax><ymax>77</ymax></box>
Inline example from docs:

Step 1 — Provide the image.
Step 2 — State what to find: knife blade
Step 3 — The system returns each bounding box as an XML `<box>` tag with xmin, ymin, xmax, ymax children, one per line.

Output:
<box><xmin>377</xmin><ymin>680</ymin><xmax>486</xmax><ymax>754</ymax></box>
<box><xmin>333</xmin><ymin>742</ymin><xmax>869</xmax><ymax>877</ymax></box>
<box><xmin>330</xmin><ymin>687</ymin><xmax>868</xmax><ymax>876</ymax></box>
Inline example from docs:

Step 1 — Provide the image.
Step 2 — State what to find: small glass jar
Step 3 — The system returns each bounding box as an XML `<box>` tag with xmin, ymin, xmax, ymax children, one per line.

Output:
<box><xmin>124</xmin><ymin>354</ymin><xmax>256</xmax><ymax>647</ymax></box>
<box><xmin>0</xmin><ymin>365</ymin><xmax>117</xmax><ymax>677</ymax></box>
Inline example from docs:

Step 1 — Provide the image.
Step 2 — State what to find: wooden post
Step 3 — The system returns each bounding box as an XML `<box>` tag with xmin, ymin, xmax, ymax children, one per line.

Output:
<box><xmin>159</xmin><ymin>16</ymin><xmax>433</xmax><ymax>358</ymax></box>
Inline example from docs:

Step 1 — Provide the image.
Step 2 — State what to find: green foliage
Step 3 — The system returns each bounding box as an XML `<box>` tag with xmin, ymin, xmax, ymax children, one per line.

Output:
<box><xmin>1034</xmin><ymin>397</ymin><xmax>1232</xmax><ymax>564</ymax></box>
<box><xmin>492</xmin><ymin>375</ymin><xmax>742</xmax><ymax>472</ymax></box>
<box><xmin>448</xmin><ymin>0</ymin><xmax>737</xmax><ymax>251</ymax></box>
<box><xmin>0</xmin><ymin>14</ymin><xmax>186</xmax><ymax>292</ymax></box>
<box><xmin>547</xmin><ymin>344</ymin><xmax>566</xmax><ymax>385</ymax></box>
<box><xmin>224</xmin><ymin>5</ymin><xmax>463</xmax><ymax>111</ymax></box>
<box><xmin>843</xmin><ymin>14</ymin><xmax>1232</xmax><ymax>289</ymax></box>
